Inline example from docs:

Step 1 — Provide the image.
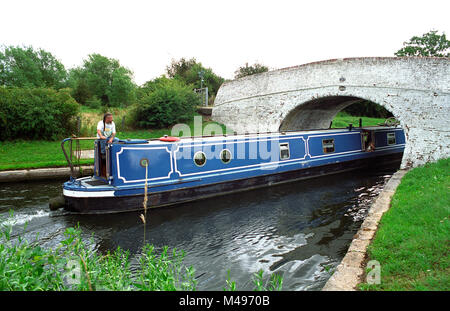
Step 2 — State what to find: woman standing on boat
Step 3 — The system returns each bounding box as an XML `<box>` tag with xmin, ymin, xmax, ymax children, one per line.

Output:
<box><xmin>97</xmin><ymin>112</ymin><xmax>118</xmax><ymax>154</ymax></box>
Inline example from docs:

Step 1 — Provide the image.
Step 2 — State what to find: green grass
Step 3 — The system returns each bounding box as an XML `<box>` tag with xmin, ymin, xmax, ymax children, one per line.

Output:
<box><xmin>331</xmin><ymin>112</ymin><xmax>387</xmax><ymax>128</ymax></box>
<box><xmin>0</xmin><ymin>140</ymin><xmax>94</xmax><ymax>171</ymax></box>
<box><xmin>358</xmin><ymin>158</ymin><xmax>450</xmax><ymax>291</ymax></box>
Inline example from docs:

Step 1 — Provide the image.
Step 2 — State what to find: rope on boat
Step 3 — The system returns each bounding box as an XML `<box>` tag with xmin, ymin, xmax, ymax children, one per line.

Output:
<box><xmin>74</xmin><ymin>137</ymin><xmax>81</xmax><ymax>175</ymax></box>
<box><xmin>140</xmin><ymin>161</ymin><xmax>149</xmax><ymax>245</ymax></box>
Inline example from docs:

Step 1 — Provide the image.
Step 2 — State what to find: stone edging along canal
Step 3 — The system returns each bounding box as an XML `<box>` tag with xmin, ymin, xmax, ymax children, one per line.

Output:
<box><xmin>322</xmin><ymin>169</ymin><xmax>409</xmax><ymax>291</ymax></box>
<box><xmin>0</xmin><ymin>165</ymin><xmax>94</xmax><ymax>183</ymax></box>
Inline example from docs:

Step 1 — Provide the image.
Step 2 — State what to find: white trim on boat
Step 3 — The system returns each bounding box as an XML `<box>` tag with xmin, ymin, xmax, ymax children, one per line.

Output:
<box><xmin>116</xmin><ymin>146</ymin><xmax>173</xmax><ymax>183</ymax></box>
<box><xmin>63</xmin><ymin>189</ymin><xmax>115</xmax><ymax>198</ymax></box>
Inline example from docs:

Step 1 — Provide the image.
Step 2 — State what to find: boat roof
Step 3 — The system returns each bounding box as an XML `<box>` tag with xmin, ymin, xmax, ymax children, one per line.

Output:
<box><xmin>123</xmin><ymin>126</ymin><xmax>402</xmax><ymax>146</ymax></box>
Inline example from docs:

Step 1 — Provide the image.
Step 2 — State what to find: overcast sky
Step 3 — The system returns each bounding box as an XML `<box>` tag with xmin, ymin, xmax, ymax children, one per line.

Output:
<box><xmin>2</xmin><ymin>0</ymin><xmax>449</xmax><ymax>85</ymax></box>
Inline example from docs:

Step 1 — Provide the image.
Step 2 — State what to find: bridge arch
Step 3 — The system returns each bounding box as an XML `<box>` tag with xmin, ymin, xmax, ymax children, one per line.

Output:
<box><xmin>212</xmin><ymin>57</ymin><xmax>450</xmax><ymax>168</ymax></box>
<box><xmin>278</xmin><ymin>95</ymin><xmax>390</xmax><ymax>131</ymax></box>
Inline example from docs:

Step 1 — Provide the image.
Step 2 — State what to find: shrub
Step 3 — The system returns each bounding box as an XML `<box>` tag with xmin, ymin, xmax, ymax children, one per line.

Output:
<box><xmin>0</xmin><ymin>222</ymin><xmax>197</xmax><ymax>291</ymax></box>
<box><xmin>85</xmin><ymin>95</ymin><xmax>102</xmax><ymax>110</ymax></box>
<box><xmin>130</xmin><ymin>79</ymin><xmax>200</xmax><ymax>129</ymax></box>
<box><xmin>0</xmin><ymin>218</ymin><xmax>283</xmax><ymax>291</ymax></box>
<box><xmin>0</xmin><ymin>87</ymin><xmax>80</xmax><ymax>141</ymax></box>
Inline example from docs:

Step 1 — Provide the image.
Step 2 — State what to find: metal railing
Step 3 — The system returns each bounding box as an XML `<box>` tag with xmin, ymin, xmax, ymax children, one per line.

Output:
<box><xmin>61</xmin><ymin>137</ymin><xmax>97</xmax><ymax>178</ymax></box>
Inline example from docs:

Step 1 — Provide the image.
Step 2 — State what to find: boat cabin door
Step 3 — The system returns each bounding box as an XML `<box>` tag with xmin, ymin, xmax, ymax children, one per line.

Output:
<box><xmin>362</xmin><ymin>130</ymin><xmax>376</xmax><ymax>152</ymax></box>
<box><xmin>94</xmin><ymin>140</ymin><xmax>110</xmax><ymax>179</ymax></box>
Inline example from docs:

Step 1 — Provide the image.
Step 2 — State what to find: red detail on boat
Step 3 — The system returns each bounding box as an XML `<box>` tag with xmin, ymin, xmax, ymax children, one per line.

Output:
<box><xmin>159</xmin><ymin>136</ymin><xmax>180</xmax><ymax>142</ymax></box>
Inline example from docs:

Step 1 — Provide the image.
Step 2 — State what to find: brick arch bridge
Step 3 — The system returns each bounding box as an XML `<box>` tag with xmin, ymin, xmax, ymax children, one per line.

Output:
<box><xmin>212</xmin><ymin>57</ymin><xmax>450</xmax><ymax>168</ymax></box>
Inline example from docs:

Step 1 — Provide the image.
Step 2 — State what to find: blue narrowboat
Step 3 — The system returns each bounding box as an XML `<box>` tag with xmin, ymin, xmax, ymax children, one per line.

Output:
<box><xmin>61</xmin><ymin>125</ymin><xmax>405</xmax><ymax>214</ymax></box>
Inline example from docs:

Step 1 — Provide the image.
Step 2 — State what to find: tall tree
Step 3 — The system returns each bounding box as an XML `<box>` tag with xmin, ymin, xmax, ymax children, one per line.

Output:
<box><xmin>395</xmin><ymin>30</ymin><xmax>450</xmax><ymax>57</ymax></box>
<box><xmin>0</xmin><ymin>45</ymin><xmax>67</xmax><ymax>88</ymax></box>
<box><xmin>166</xmin><ymin>58</ymin><xmax>198</xmax><ymax>79</ymax></box>
<box><xmin>68</xmin><ymin>54</ymin><xmax>136</xmax><ymax>106</ymax></box>
<box><xmin>234</xmin><ymin>62</ymin><xmax>269</xmax><ymax>79</ymax></box>
<box><xmin>165</xmin><ymin>58</ymin><xmax>224</xmax><ymax>98</ymax></box>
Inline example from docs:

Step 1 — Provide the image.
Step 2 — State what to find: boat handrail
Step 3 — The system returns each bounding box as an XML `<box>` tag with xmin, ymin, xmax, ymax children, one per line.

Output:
<box><xmin>61</xmin><ymin>136</ymin><xmax>98</xmax><ymax>178</ymax></box>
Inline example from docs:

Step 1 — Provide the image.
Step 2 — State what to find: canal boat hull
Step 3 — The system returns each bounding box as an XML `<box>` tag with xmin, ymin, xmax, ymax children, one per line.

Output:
<box><xmin>63</xmin><ymin>150</ymin><xmax>403</xmax><ymax>214</ymax></box>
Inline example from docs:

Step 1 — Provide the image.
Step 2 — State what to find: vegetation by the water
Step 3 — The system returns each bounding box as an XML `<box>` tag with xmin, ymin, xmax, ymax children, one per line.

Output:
<box><xmin>358</xmin><ymin>158</ymin><xmax>450</xmax><ymax>291</ymax></box>
<box><xmin>0</xmin><ymin>87</ymin><xmax>79</xmax><ymax>141</ymax></box>
<box><xmin>0</xmin><ymin>220</ymin><xmax>282</xmax><ymax>291</ymax></box>
<box><xmin>130</xmin><ymin>77</ymin><xmax>200</xmax><ymax>129</ymax></box>
<box><xmin>0</xmin><ymin>222</ymin><xmax>196</xmax><ymax>290</ymax></box>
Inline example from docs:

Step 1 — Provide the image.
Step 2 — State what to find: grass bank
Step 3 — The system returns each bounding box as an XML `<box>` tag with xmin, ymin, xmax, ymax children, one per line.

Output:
<box><xmin>359</xmin><ymin>158</ymin><xmax>450</xmax><ymax>290</ymax></box>
<box><xmin>0</xmin><ymin>140</ymin><xmax>94</xmax><ymax>171</ymax></box>
<box><xmin>331</xmin><ymin>112</ymin><xmax>387</xmax><ymax>128</ymax></box>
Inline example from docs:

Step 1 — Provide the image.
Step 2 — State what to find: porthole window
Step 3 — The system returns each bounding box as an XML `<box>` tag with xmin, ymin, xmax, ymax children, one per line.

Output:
<box><xmin>220</xmin><ymin>149</ymin><xmax>232</xmax><ymax>164</ymax></box>
<box><xmin>194</xmin><ymin>151</ymin><xmax>207</xmax><ymax>167</ymax></box>
<box><xmin>279</xmin><ymin>143</ymin><xmax>290</xmax><ymax>160</ymax></box>
<box><xmin>322</xmin><ymin>139</ymin><xmax>335</xmax><ymax>153</ymax></box>
<box><xmin>387</xmin><ymin>132</ymin><xmax>396</xmax><ymax>145</ymax></box>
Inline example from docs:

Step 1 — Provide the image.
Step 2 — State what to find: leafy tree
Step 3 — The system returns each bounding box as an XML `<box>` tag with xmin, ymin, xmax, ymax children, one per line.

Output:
<box><xmin>165</xmin><ymin>58</ymin><xmax>224</xmax><ymax>98</ymax></box>
<box><xmin>166</xmin><ymin>58</ymin><xmax>198</xmax><ymax>79</ymax></box>
<box><xmin>395</xmin><ymin>30</ymin><xmax>450</xmax><ymax>57</ymax></box>
<box><xmin>68</xmin><ymin>54</ymin><xmax>136</xmax><ymax>107</ymax></box>
<box><xmin>234</xmin><ymin>62</ymin><xmax>269</xmax><ymax>79</ymax></box>
<box><xmin>136</xmin><ymin>75</ymin><xmax>170</xmax><ymax>100</ymax></box>
<box><xmin>0</xmin><ymin>87</ymin><xmax>80</xmax><ymax>140</ymax></box>
<box><xmin>0</xmin><ymin>45</ymin><xmax>67</xmax><ymax>88</ymax></box>
<box><xmin>130</xmin><ymin>78</ymin><xmax>200</xmax><ymax>129</ymax></box>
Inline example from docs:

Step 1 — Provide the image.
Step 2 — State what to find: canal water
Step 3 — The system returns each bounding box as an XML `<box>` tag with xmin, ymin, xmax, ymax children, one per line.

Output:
<box><xmin>0</xmin><ymin>165</ymin><xmax>399</xmax><ymax>291</ymax></box>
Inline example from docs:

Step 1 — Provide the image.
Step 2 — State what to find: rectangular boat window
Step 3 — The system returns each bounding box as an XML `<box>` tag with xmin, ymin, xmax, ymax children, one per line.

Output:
<box><xmin>322</xmin><ymin>139</ymin><xmax>335</xmax><ymax>153</ymax></box>
<box><xmin>280</xmin><ymin>143</ymin><xmax>290</xmax><ymax>160</ymax></box>
<box><xmin>387</xmin><ymin>132</ymin><xmax>396</xmax><ymax>145</ymax></box>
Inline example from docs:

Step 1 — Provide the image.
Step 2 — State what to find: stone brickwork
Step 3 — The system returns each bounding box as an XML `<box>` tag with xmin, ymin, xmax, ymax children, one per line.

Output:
<box><xmin>212</xmin><ymin>57</ymin><xmax>450</xmax><ymax>168</ymax></box>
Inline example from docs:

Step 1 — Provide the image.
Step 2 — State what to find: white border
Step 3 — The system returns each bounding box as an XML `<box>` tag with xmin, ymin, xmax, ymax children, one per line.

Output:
<box><xmin>174</xmin><ymin>136</ymin><xmax>308</xmax><ymax>177</ymax></box>
<box><xmin>307</xmin><ymin>132</ymin><xmax>362</xmax><ymax>159</ymax></box>
<box><xmin>114</xmin><ymin>130</ymin><xmax>404</xmax><ymax>183</ymax></box>
<box><xmin>116</xmin><ymin>146</ymin><xmax>173</xmax><ymax>183</ymax></box>
<box><xmin>63</xmin><ymin>189</ymin><xmax>115</xmax><ymax>198</ymax></box>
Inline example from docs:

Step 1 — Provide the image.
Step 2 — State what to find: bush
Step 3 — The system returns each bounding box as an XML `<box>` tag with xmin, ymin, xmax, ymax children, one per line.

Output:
<box><xmin>85</xmin><ymin>95</ymin><xmax>102</xmax><ymax>110</ymax></box>
<box><xmin>0</xmin><ymin>87</ymin><xmax>80</xmax><ymax>141</ymax></box>
<box><xmin>0</xmin><ymin>218</ymin><xmax>283</xmax><ymax>291</ymax></box>
<box><xmin>130</xmin><ymin>79</ymin><xmax>200</xmax><ymax>129</ymax></box>
<box><xmin>0</xmin><ymin>222</ymin><xmax>197</xmax><ymax>291</ymax></box>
